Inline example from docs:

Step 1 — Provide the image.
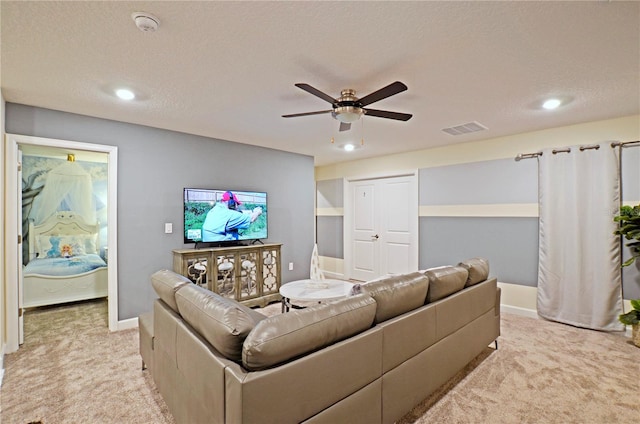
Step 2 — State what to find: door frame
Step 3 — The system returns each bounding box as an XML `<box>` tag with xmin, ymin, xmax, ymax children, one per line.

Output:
<box><xmin>343</xmin><ymin>170</ymin><xmax>418</xmax><ymax>281</ymax></box>
<box><xmin>4</xmin><ymin>133</ymin><xmax>118</xmax><ymax>353</ymax></box>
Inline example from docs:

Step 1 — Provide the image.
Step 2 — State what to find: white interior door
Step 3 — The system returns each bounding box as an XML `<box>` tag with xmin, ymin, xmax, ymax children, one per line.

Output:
<box><xmin>347</xmin><ymin>173</ymin><xmax>418</xmax><ymax>281</ymax></box>
<box><xmin>379</xmin><ymin>176</ymin><xmax>417</xmax><ymax>275</ymax></box>
<box><xmin>350</xmin><ymin>181</ymin><xmax>379</xmax><ymax>281</ymax></box>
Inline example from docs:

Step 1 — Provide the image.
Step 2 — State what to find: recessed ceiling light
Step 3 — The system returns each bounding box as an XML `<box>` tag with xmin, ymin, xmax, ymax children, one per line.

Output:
<box><xmin>132</xmin><ymin>12</ymin><xmax>160</xmax><ymax>32</ymax></box>
<box><xmin>116</xmin><ymin>89</ymin><xmax>135</xmax><ymax>100</ymax></box>
<box><xmin>542</xmin><ymin>98</ymin><xmax>561</xmax><ymax>110</ymax></box>
<box><xmin>344</xmin><ymin>144</ymin><xmax>355</xmax><ymax>152</ymax></box>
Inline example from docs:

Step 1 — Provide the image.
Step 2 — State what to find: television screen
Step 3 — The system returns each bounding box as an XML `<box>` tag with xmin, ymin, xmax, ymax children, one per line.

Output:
<box><xmin>183</xmin><ymin>188</ymin><xmax>267</xmax><ymax>244</ymax></box>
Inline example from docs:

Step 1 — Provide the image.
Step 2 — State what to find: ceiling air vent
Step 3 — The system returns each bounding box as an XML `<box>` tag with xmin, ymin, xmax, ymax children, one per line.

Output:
<box><xmin>442</xmin><ymin>121</ymin><xmax>487</xmax><ymax>136</ymax></box>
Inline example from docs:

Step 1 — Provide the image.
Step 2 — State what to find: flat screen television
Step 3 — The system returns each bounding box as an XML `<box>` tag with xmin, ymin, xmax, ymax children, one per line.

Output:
<box><xmin>183</xmin><ymin>188</ymin><xmax>268</xmax><ymax>244</ymax></box>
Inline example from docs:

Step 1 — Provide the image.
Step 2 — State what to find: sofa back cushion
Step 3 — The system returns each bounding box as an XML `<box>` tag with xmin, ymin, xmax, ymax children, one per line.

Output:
<box><xmin>175</xmin><ymin>284</ymin><xmax>266</xmax><ymax>362</ymax></box>
<box><xmin>151</xmin><ymin>269</ymin><xmax>192</xmax><ymax>312</ymax></box>
<box><xmin>242</xmin><ymin>294</ymin><xmax>376</xmax><ymax>371</ymax></box>
<box><xmin>425</xmin><ymin>266</ymin><xmax>468</xmax><ymax>303</ymax></box>
<box><xmin>458</xmin><ymin>257</ymin><xmax>489</xmax><ymax>287</ymax></box>
<box><xmin>361</xmin><ymin>272</ymin><xmax>429</xmax><ymax>323</ymax></box>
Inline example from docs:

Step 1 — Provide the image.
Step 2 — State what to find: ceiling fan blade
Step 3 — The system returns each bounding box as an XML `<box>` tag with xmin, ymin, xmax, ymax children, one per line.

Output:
<box><xmin>358</xmin><ymin>81</ymin><xmax>408</xmax><ymax>107</ymax></box>
<box><xmin>339</xmin><ymin>122</ymin><xmax>351</xmax><ymax>132</ymax></box>
<box><xmin>282</xmin><ymin>110</ymin><xmax>332</xmax><ymax>118</ymax></box>
<box><xmin>295</xmin><ymin>83</ymin><xmax>337</xmax><ymax>104</ymax></box>
<box><xmin>363</xmin><ymin>108</ymin><xmax>413</xmax><ymax>121</ymax></box>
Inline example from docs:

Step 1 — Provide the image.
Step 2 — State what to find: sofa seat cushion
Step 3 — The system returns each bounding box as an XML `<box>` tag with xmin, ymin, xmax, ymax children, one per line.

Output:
<box><xmin>175</xmin><ymin>284</ymin><xmax>267</xmax><ymax>361</ymax></box>
<box><xmin>458</xmin><ymin>257</ymin><xmax>490</xmax><ymax>287</ymax></box>
<box><xmin>362</xmin><ymin>272</ymin><xmax>430</xmax><ymax>323</ymax></box>
<box><xmin>242</xmin><ymin>294</ymin><xmax>376</xmax><ymax>371</ymax></box>
<box><xmin>425</xmin><ymin>266</ymin><xmax>468</xmax><ymax>303</ymax></box>
<box><xmin>151</xmin><ymin>269</ymin><xmax>192</xmax><ymax>312</ymax></box>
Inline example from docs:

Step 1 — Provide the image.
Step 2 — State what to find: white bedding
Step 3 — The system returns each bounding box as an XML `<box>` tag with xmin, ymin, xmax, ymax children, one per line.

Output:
<box><xmin>24</xmin><ymin>254</ymin><xmax>107</xmax><ymax>277</ymax></box>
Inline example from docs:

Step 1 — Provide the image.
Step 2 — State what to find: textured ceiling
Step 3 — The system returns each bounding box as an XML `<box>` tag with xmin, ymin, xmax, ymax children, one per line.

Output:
<box><xmin>1</xmin><ymin>1</ymin><xmax>639</xmax><ymax>166</ymax></box>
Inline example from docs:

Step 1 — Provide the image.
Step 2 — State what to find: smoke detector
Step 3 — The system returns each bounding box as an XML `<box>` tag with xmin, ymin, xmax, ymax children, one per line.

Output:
<box><xmin>132</xmin><ymin>12</ymin><xmax>159</xmax><ymax>32</ymax></box>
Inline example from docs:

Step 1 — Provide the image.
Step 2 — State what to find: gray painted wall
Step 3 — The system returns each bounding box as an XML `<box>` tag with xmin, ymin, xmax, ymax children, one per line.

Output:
<box><xmin>317</xmin><ymin>178</ymin><xmax>343</xmax><ymax>208</ymax></box>
<box><xmin>316</xmin><ymin>178</ymin><xmax>344</xmax><ymax>259</ymax></box>
<box><xmin>419</xmin><ymin>158</ymin><xmax>538</xmax><ymax>205</ymax></box>
<box><xmin>621</xmin><ymin>147</ymin><xmax>640</xmax><ymax>201</ymax></box>
<box><xmin>621</xmin><ymin>145</ymin><xmax>640</xmax><ymax>299</ymax></box>
<box><xmin>418</xmin><ymin>158</ymin><xmax>539</xmax><ymax>288</ymax></box>
<box><xmin>6</xmin><ymin>103</ymin><xmax>316</xmax><ymax>320</ymax></box>
<box><xmin>419</xmin><ymin>217</ymin><xmax>539</xmax><ymax>286</ymax></box>
<box><xmin>419</xmin><ymin>153</ymin><xmax>640</xmax><ymax>298</ymax></box>
<box><xmin>316</xmin><ymin>216</ymin><xmax>343</xmax><ymax>258</ymax></box>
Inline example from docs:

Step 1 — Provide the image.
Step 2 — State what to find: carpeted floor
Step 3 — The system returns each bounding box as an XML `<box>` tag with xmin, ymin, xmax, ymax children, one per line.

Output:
<box><xmin>0</xmin><ymin>299</ymin><xmax>173</xmax><ymax>424</ymax></box>
<box><xmin>1</xmin><ymin>298</ymin><xmax>638</xmax><ymax>423</ymax></box>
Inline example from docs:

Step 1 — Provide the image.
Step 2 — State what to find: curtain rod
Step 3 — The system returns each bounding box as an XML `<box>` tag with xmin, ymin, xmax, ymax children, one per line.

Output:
<box><xmin>611</xmin><ymin>140</ymin><xmax>640</xmax><ymax>148</ymax></box>
<box><xmin>514</xmin><ymin>152</ymin><xmax>542</xmax><ymax>161</ymax></box>
<box><xmin>515</xmin><ymin>141</ymin><xmax>640</xmax><ymax>161</ymax></box>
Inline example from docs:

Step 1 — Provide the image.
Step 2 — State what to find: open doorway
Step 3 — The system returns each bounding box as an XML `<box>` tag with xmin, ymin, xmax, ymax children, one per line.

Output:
<box><xmin>20</xmin><ymin>146</ymin><xmax>109</xmax><ymax>341</ymax></box>
<box><xmin>4</xmin><ymin>134</ymin><xmax>118</xmax><ymax>353</ymax></box>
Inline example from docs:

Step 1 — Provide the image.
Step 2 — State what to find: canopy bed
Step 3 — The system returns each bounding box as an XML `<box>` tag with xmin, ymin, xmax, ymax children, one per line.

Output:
<box><xmin>23</xmin><ymin>211</ymin><xmax>107</xmax><ymax>308</ymax></box>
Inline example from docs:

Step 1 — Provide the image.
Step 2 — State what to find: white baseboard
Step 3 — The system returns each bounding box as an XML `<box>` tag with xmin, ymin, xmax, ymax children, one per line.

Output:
<box><xmin>323</xmin><ymin>271</ymin><xmax>345</xmax><ymax>280</ymax></box>
<box><xmin>116</xmin><ymin>317</ymin><xmax>139</xmax><ymax>331</ymax></box>
<box><xmin>501</xmin><ymin>305</ymin><xmax>634</xmax><ymax>338</ymax></box>
<box><xmin>501</xmin><ymin>304</ymin><xmax>539</xmax><ymax>319</ymax></box>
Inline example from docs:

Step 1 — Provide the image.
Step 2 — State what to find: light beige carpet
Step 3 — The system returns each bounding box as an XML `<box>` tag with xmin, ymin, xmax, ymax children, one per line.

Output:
<box><xmin>1</xmin><ymin>299</ymin><xmax>174</xmax><ymax>424</ymax></box>
<box><xmin>1</xmin><ymin>299</ymin><xmax>638</xmax><ymax>423</ymax></box>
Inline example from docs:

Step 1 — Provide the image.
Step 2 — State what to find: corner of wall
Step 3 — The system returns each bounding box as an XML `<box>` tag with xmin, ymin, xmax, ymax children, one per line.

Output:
<box><xmin>1</xmin><ymin>92</ymin><xmax>6</xmax><ymax>384</ymax></box>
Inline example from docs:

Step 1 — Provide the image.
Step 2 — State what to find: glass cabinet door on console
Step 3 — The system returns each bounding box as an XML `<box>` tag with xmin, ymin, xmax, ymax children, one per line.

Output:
<box><xmin>213</xmin><ymin>252</ymin><xmax>237</xmax><ymax>298</ymax></box>
<box><xmin>262</xmin><ymin>248</ymin><xmax>279</xmax><ymax>297</ymax></box>
<box><xmin>173</xmin><ymin>243</ymin><xmax>282</xmax><ymax>308</ymax></box>
<box><xmin>174</xmin><ymin>253</ymin><xmax>209</xmax><ymax>289</ymax></box>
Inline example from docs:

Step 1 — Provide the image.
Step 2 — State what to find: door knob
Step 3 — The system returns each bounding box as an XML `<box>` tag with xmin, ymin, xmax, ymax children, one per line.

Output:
<box><xmin>372</xmin><ymin>234</ymin><xmax>379</xmax><ymax>240</ymax></box>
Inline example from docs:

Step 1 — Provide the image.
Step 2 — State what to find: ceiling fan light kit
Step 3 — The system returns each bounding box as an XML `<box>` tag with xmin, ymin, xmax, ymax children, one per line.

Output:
<box><xmin>283</xmin><ymin>81</ymin><xmax>412</xmax><ymax>132</ymax></box>
<box><xmin>332</xmin><ymin>106</ymin><xmax>363</xmax><ymax>123</ymax></box>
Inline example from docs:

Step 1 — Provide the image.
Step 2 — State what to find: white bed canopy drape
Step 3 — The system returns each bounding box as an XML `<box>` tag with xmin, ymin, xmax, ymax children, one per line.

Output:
<box><xmin>31</xmin><ymin>157</ymin><xmax>95</xmax><ymax>225</ymax></box>
<box><xmin>537</xmin><ymin>145</ymin><xmax>623</xmax><ymax>331</ymax></box>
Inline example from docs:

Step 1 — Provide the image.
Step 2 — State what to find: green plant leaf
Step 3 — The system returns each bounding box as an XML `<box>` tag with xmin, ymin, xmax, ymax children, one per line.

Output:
<box><xmin>614</xmin><ymin>204</ymin><xmax>640</xmax><ymax>267</ymax></box>
<box><xmin>618</xmin><ymin>310</ymin><xmax>640</xmax><ymax>325</ymax></box>
<box><xmin>622</xmin><ymin>257</ymin><xmax>636</xmax><ymax>267</ymax></box>
<box><xmin>631</xmin><ymin>299</ymin><xmax>640</xmax><ymax>311</ymax></box>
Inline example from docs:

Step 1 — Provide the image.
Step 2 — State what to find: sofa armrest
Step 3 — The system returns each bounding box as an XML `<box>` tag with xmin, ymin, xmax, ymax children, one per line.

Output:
<box><xmin>495</xmin><ymin>287</ymin><xmax>501</xmax><ymax>317</ymax></box>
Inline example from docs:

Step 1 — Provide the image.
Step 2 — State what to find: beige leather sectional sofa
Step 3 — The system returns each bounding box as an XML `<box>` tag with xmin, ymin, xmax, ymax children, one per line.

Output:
<box><xmin>139</xmin><ymin>258</ymin><xmax>500</xmax><ymax>424</ymax></box>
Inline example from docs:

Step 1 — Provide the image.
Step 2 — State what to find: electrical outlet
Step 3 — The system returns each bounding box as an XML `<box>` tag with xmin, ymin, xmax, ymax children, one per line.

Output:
<box><xmin>165</xmin><ymin>223</ymin><xmax>173</xmax><ymax>234</ymax></box>
<box><xmin>288</xmin><ymin>262</ymin><xmax>294</xmax><ymax>271</ymax></box>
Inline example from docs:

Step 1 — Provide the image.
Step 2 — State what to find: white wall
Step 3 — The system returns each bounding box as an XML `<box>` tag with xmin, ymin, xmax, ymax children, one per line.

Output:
<box><xmin>316</xmin><ymin>114</ymin><xmax>640</xmax><ymax>316</ymax></box>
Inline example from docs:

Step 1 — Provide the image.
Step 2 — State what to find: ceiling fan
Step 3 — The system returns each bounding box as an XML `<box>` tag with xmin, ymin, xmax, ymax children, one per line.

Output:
<box><xmin>282</xmin><ymin>81</ymin><xmax>413</xmax><ymax>132</ymax></box>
